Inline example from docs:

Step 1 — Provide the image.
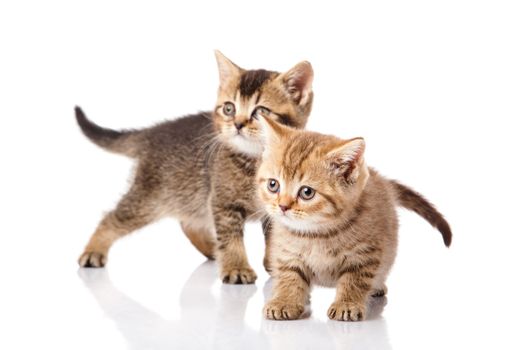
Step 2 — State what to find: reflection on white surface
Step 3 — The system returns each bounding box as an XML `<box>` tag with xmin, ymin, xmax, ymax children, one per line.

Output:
<box><xmin>79</xmin><ymin>262</ymin><xmax>391</xmax><ymax>350</ymax></box>
<box><xmin>78</xmin><ymin>262</ymin><xmax>263</xmax><ymax>349</ymax></box>
<box><xmin>260</xmin><ymin>278</ymin><xmax>391</xmax><ymax>350</ymax></box>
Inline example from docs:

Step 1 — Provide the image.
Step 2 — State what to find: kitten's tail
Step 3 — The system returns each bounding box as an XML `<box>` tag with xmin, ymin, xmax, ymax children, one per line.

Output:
<box><xmin>391</xmin><ymin>180</ymin><xmax>452</xmax><ymax>247</ymax></box>
<box><xmin>75</xmin><ymin>106</ymin><xmax>139</xmax><ymax>157</ymax></box>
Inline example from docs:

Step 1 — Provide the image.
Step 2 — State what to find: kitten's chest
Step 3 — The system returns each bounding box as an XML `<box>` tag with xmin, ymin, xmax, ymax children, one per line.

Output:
<box><xmin>288</xmin><ymin>236</ymin><xmax>348</xmax><ymax>287</ymax></box>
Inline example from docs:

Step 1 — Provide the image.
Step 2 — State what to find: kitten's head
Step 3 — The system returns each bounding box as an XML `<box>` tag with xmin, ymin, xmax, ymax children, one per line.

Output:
<box><xmin>213</xmin><ymin>51</ymin><xmax>314</xmax><ymax>156</ymax></box>
<box><xmin>256</xmin><ymin>117</ymin><xmax>369</xmax><ymax>234</ymax></box>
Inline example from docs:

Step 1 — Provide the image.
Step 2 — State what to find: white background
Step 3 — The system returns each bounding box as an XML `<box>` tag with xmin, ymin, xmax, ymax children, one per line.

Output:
<box><xmin>1</xmin><ymin>1</ymin><xmax>524</xmax><ymax>349</ymax></box>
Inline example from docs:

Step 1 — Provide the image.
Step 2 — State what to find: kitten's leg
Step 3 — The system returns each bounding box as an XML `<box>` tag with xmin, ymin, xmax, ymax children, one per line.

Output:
<box><xmin>212</xmin><ymin>203</ymin><xmax>256</xmax><ymax>284</ymax></box>
<box><xmin>180</xmin><ymin>223</ymin><xmax>216</xmax><ymax>260</ymax></box>
<box><xmin>261</xmin><ymin>217</ymin><xmax>273</xmax><ymax>273</ymax></box>
<box><xmin>328</xmin><ymin>258</ymin><xmax>380</xmax><ymax>321</ymax></box>
<box><xmin>264</xmin><ymin>264</ymin><xmax>310</xmax><ymax>320</ymax></box>
<box><xmin>78</xmin><ymin>184</ymin><xmax>159</xmax><ymax>268</ymax></box>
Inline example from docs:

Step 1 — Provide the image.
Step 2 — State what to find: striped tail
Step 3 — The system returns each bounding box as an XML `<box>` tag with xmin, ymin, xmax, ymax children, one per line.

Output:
<box><xmin>75</xmin><ymin>106</ymin><xmax>139</xmax><ymax>157</ymax></box>
<box><xmin>391</xmin><ymin>180</ymin><xmax>452</xmax><ymax>247</ymax></box>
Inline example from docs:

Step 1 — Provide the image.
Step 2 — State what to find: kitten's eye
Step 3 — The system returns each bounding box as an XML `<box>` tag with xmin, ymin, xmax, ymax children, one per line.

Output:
<box><xmin>298</xmin><ymin>186</ymin><xmax>316</xmax><ymax>200</ymax></box>
<box><xmin>267</xmin><ymin>179</ymin><xmax>280</xmax><ymax>193</ymax></box>
<box><xmin>223</xmin><ymin>102</ymin><xmax>236</xmax><ymax>117</ymax></box>
<box><xmin>251</xmin><ymin>106</ymin><xmax>270</xmax><ymax>119</ymax></box>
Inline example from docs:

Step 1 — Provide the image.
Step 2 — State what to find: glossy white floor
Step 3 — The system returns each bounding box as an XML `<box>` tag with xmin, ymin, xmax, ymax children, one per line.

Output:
<box><xmin>1</xmin><ymin>213</ymin><xmax>524</xmax><ymax>350</ymax></box>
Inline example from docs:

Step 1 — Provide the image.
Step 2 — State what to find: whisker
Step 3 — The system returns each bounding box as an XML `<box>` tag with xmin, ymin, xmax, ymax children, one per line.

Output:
<box><xmin>201</xmin><ymin>112</ymin><xmax>214</xmax><ymax>121</ymax></box>
<box><xmin>247</xmin><ymin>208</ymin><xmax>270</xmax><ymax>220</ymax></box>
<box><xmin>192</xmin><ymin>130</ymin><xmax>220</xmax><ymax>146</ymax></box>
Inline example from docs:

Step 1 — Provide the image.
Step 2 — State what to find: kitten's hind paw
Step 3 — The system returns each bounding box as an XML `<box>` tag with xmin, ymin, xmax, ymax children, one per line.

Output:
<box><xmin>264</xmin><ymin>300</ymin><xmax>305</xmax><ymax>320</ymax></box>
<box><xmin>372</xmin><ymin>285</ymin><xmax>388</xmax><ymax>297</ymax></box>
<box><xmin>221</xmin><ymin>267</ymin><xmax>257</xmax><ymax>284</ymax></box>
<box><xmin>78</xmin><ymin>251</ymin><xmax>107</xmax><ymax>268</ymax></box>
<box><xmin>328</xmin><ymin>301</ymin><xmax>366</xmax><ymax>322</ymax></box>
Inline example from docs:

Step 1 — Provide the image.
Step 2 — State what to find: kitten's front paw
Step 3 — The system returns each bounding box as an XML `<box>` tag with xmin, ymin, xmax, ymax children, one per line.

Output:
<box><xmin>78</xmin><ymin>251</ymin><xmax>107</xmax><ymax>268</ymax></box>
<box><xmin>264</xmin><ymin>300</ymin><xmax>304</xmax><ymax>320</ymax></box>
<box><xmin>221</xmin><ymin>266</ymin><xmax>257</xmax><ymax>284</ymax></box>
<box><xmin>328</xmin><ymin>301</ymin><xmax>366</xmax><ymax>322</ymax></box>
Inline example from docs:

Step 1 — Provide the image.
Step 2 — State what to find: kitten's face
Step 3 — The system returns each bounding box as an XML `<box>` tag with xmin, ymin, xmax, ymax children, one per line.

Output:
<box><xmin>257</xmin><ymin>119</ymin><xmax>368</xmax><ymax>233</ymax></box>
<box><xmin>213</xmin><ymin>51</ymin><xmax>314</xmax><ymax>156</ymax></box>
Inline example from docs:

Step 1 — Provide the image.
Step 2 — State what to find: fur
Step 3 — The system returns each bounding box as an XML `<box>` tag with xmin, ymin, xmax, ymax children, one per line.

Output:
<box><xmin>76</xmin><ymin>51</ymin><xmax>314</xmax><ymax>285</ymax></box>
<box><xmin>256</xmin><ymin>117</ymin><xmax>452</xmax><ymax>320</ymax></box>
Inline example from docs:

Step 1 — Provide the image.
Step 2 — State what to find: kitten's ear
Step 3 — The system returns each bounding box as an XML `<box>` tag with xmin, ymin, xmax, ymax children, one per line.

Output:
<box><xmin>215</xmin><ymin>50</ymin><xmax>242</xmax><ymax>86</ymax></box>
<box><xmin>326</xmin><ymin>138</ymin><xmax>366</xmax><ymax>181</ymax></box>
<box><xmin>279</xmin><ymin>61</ymin><xmax>314</xmax><ymax>106</ymax></box>
<box><xmin>257</xmin><ymin>115</ymin><xmax>291</xmax><ymax>147</ymax></box>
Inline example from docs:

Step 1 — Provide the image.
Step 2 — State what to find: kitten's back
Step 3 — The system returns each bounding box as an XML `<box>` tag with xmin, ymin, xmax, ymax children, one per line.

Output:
<box><xmin>75</xmin><ymin>107</ymin><xmax>215</xmax><ymax>161</ymax></box>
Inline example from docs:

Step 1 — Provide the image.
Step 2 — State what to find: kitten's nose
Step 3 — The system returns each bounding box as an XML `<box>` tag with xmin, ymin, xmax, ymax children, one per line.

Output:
<box><xmin>279</xmin><ymin>204</ymin><xmax>290</xmax><ymax>213</ymax></box>
<box><xmin>234</xmin><ymin>122</ymin><xmax>245</xmax><ymax>130</ymax></box>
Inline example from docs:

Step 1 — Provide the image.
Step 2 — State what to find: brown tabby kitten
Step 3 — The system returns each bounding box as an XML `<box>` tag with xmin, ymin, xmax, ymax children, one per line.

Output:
<box><xmin>256</xmin><ymin>117</ymin><xmax>452</xmax><ymax>321</ymax></box>
<box><xmin>76</xmin><ymin>51</ymin><xmax>314</xmax><ymax>284</ymax></box>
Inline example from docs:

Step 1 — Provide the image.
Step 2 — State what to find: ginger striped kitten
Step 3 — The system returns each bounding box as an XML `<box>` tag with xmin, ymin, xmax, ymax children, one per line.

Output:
<box><xmin>76</xmin><ymin>51</ymin><xmax>314</xmax><ymax>284</ymax></box>
<box><xmin>256</xmin><ymin>117</ymin><xmax>452</xmax><ymax>321</ymax></box>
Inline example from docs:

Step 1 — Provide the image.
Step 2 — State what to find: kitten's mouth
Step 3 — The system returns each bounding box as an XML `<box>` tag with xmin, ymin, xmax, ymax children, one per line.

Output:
<box><xmin>234</xmin><ymin>131</ymin><xmax>253</xmax><ymax>139</ymax></box>
<box><xmin>276</xmin><ymin>215</ymin><xmax>304</xmax><ymax>231</ymax></box>
<box><xmin>273</xmin><ymin>212</ymin><xmax>323</xmax><ymax>233</ymax></box>
<box><xmin>232</xmin><ymin>132</ymin><xmax>257</xmax><ymax>144</ymax></box>
<box><xmin>276</xmin><ymin>211</ymin><xmax>293</xmax><ymax>221</ymax></box>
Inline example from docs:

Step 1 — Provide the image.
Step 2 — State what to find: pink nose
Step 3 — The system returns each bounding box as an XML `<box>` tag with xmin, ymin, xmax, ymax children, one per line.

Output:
<box><xmin>234</xmin><ymin>122</ymin><xmax>245</xmax><ymax>130</ymax></box>
<box><xmin>279</xmin><ymin>205</ymin><xmax>290</xmax><ymax>213</ymax></box>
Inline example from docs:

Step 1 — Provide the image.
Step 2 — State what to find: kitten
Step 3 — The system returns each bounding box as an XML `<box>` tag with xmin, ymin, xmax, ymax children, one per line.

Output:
<box><xmin>256</xmin><ymin>117</ymin><xmax>452</xmax><ymax>321</ymax></box>
<box><xmin>76</xmin><ymin>51</ymin><xmax>314</xmax><ymax>284</ymax></box>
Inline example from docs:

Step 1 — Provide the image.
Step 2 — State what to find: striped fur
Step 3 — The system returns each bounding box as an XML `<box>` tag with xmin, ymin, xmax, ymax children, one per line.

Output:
<box><xmin>76</xmin><ymin>52</ymin><xmax>314</xmax><ymax>285</ymax></box>
<box><xmin>257</xmin><ymin>118</ymin><xmax>452</xmax><ymax>320</ymax></box>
